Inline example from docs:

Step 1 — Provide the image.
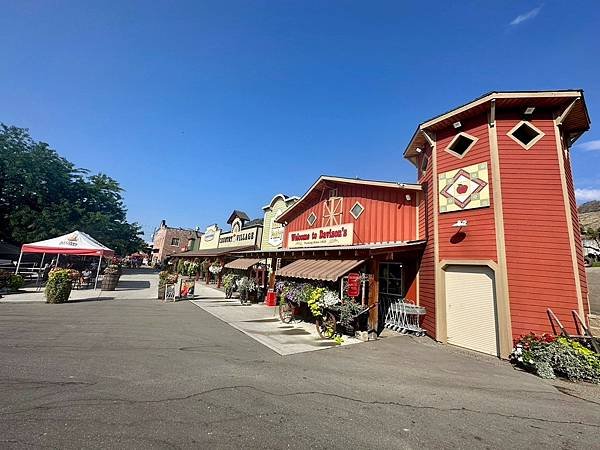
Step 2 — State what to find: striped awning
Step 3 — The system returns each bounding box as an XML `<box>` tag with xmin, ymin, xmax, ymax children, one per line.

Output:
<box><xmin>276</xmin><ymin>259</ymin><xmax>365</xmax><ymax>282</ymax></box>
<box><xmin>224</xmin><ymin>258</ymin><xmax>262</xmax><ymax>270</ymax></box>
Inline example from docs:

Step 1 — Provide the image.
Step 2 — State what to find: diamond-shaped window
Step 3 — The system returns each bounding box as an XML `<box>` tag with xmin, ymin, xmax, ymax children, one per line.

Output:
<box><xmin>350</xmin><ymin>202</ymin><xmax>365</xmax><ymax>219</ymax></box>
<box><xmin>307</xmin><ymin>212</ymin><xmax>317</xmax><ymax>226</ymax></box>
<box><xmin>446</xmin><ymin>132</ymin><xmax>478</xmax><ymax>158</ymax></box>
<box><xmin>508</xmin><ymin>121</ymin><xmax>545</xmax><ymax>150</ymax></box>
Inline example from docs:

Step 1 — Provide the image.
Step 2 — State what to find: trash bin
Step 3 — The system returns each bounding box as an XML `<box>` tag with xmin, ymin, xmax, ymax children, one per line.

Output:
<box><xmin>265</xmin><ymin>289</ymin><xmax>277</xmax><ymax>307</ymax></box>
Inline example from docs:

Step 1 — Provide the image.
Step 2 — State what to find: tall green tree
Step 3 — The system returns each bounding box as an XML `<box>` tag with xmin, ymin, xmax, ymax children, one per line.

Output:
<box><xmin>0</xmin><ymin>124</ymin><xmax>145</xmax><ymax>255</ymax></box>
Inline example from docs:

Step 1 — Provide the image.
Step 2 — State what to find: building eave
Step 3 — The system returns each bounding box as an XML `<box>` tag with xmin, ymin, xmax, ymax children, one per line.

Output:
<box><xmin>402</xmin><ymin>90</ymin><xmax>590</xmax><ymax>160</ymax></box>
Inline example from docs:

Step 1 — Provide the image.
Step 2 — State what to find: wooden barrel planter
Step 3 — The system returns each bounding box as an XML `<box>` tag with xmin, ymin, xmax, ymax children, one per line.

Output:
<box><xmin>101</xmin><ymin>273</ymin><xmax>119</xmax><ymax>291</ymax></box>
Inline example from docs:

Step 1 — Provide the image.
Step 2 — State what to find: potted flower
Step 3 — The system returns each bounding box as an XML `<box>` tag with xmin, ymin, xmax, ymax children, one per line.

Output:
<box><xmin>158</xmin><ymin>271</ymin><xmax>169</xmax><ymax>299</ymax></box>
<box><xmin>222</xmin><ymin>273</ymin><xmax>238</xmax><ymax>298</ymax></box>
<box><xmin>236</xmin><ymin>276</ymin><xmax>257</xmax><ymax>304</ymax></box>
<box><xmin>158</xmin><ymin>271</ymin><xmax>178</xmax><ymax>299</ymax></box>
<box><xmin>45</xmin><ymin>269</ymin><xmax>73</xmax><ymax>303</ymax></box>
<box><xmin>187</xmin><ymin>261</ymin><xmax>200</xmax><ymax>278</ymax></box>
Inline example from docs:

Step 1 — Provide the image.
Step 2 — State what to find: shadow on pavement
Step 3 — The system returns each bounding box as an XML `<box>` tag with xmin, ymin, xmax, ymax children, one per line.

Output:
<box><xmin>116</xmin><ymin>280</ymin><xmax>151</xmax><ymax>290</ymax></box>
<box><xmin>121</xmin><ymin>268</ymin><xmax>159</xmax><ymax>275</ymax></box>
<box><xmin>67</xmin><ymin>296</ymin><xmax>114</xmax><ymax>303</ymax></box>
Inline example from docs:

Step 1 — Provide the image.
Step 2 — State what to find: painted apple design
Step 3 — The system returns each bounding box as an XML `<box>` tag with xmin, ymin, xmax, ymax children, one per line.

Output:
<box><xmin>456</xmin><ymin>183</ymin><xmax>468</xmax><ymax>194</ymax></box>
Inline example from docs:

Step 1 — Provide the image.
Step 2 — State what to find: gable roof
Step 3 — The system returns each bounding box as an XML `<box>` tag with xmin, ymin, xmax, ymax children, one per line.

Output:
<box><xmin>262</xmin><ymin>193</ymin><xmax>300</xmax><ymax>211</ymax></box>
<box><xmin>276</xmin><ymin>175</ymin><xmax>421</xmax><ymax>224</ymax></box>
<box><xmin>227</xmin><ymin>210</ymin><xmax>250</xmax><ymax>224</ymax></box>
<box><xmin>242</xmin><ymin>218</ymin><xmax>264</xmax><ymax>229</ymax></box>
<box><xmin>403</xmin><ymin>90</ymin><xmax>591</xmax><ymax>159</ymax></box>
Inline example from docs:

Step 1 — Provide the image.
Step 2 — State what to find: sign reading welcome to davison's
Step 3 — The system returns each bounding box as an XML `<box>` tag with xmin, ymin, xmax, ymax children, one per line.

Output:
<box><xmin>287</xmin><ymin>223</ymin><xmax>354</xmax><ymax>249</ymax></box>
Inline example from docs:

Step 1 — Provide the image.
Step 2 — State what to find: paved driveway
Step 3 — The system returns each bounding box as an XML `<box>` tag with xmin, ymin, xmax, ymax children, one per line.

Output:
<box><xmin>0</xmin><ymin>270</ymin><xmax>598</xmax><ymax>449</ymax></box>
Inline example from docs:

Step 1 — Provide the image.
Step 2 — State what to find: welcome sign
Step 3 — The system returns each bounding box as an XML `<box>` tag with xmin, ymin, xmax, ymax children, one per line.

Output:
<box><xmin>287</xmin><ymin>223</ymin><xmax>354</xmax><ymax>248</ymax></box>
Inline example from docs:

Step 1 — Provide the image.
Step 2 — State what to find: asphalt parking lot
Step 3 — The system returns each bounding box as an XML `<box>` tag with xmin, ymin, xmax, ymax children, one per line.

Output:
<box><xmin>0</xmin><ymin>271</ymin><xmax>598</xmax><ymax>449</ymax></box>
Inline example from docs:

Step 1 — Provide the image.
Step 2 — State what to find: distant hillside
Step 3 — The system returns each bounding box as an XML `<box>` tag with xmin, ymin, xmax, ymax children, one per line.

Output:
<box><xmin>579</xmin><ymin>201</ymin><xmax>600</xmax><ymax>230</ymax></box>
<box><xmin>578</xmin><ymin>200</ymin><xmax>600</xmax><ymax>214</ymax></box>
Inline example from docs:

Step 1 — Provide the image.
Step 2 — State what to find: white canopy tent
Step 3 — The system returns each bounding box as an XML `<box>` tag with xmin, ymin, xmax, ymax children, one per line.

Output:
<box><xmin>16</xmin><ymin>231</ymin><xmax>115</xmax><ymax>289</ymax></box>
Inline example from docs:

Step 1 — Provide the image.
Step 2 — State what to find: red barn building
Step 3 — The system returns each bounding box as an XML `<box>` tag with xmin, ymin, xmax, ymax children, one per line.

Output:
<box><xmin>242</xmin><ymin>90</ymin><xmax>591</xmax><ymax>359</ymax></box>
<box><xmin>405</xmin><ymin>90</ymin><xmax>591</xmax><ymax>357</ymax></box>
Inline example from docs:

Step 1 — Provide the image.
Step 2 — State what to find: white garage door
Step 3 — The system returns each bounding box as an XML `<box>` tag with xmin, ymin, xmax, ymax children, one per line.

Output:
<box><xmin>445</xmin><ymin>265</ymin><xmax>498</xmax><ymax>356</ymax></box>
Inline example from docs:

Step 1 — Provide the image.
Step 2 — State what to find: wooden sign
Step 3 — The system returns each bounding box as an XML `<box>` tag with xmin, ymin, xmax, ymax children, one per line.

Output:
<box><xmin>287</xmin><ymin>223</ymin><xmax>353</xmax><ymax>249</ymax></box>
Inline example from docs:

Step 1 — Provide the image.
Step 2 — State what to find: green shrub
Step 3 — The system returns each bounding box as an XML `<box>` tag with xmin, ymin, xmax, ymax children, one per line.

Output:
<box><xmin>45</xmin><ymin>269</ymin><xmax>72</xmax><ymax>304</ymax></box>
<box><xmin>511</xmin><ymin>333</ymin><xmax>600</xmax><ymax>383</ymax></box>
<box><xmin>0</xmin><ymin>270</ymin><xmax>11</xmax><ymax>290</ymax></box>
<box><xmin>222</xmin><ymin>273</ymin><xmax>237</xmax><ymax>291</ymax></box>
<box><xmin>8</xmin><ymin>275</ymin><xmax>24</xmax><ymax>291</ymax></box>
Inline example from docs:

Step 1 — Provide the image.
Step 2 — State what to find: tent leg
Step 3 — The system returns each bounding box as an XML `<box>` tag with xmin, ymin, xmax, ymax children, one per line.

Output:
<box><xmin>36</xmin><ymin>253</ymin><xmax>46</xmax><ymax>291</ymax></box>
<box><xmin>15</xmin><ymin>252</ymin><xmax>23</xmax><ymax>274</ymax></box>
<box><xmin>94</xmin><ymin>255</ymin><xmax>103</xmax><ymax>290</ymax></box>
<box><xmin>55</xmin><ymin>254</ymin><xmax>60</xmax><ymax>268</ymax></box>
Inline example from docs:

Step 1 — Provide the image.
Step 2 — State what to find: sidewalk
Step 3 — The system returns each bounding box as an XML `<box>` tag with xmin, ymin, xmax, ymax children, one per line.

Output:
<box><xmin>0</xmin><ymin>269</ymin><xmax>158</xmax><ymax>303</ymax></box>
<box><xmin>190</xmin><ymin>283</ymin><xmax>362</xmax><ymax>355</ymax></box>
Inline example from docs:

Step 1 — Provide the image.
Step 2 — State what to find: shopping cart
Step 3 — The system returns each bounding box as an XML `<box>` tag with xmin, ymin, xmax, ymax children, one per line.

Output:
<box><xmin>380</xmin><ymin>295</ymin><xmax>426</xmax><ymax>336</ymax></box>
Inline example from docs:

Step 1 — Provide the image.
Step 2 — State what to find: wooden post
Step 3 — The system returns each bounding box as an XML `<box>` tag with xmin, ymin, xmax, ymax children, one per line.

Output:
<box><xmin>217</xmin><ymin>257</ymin><xmax>223</xmax><ymax>288</ymax></box>
<box><xmin>367</xmin><ymin>259</ymin><xmax>379</xmax><ymax>340</ymax></box>
<box><xmin>268</xmin><ymin>259</ymin><xmax>276</xmax><ymax>290</ymax></box>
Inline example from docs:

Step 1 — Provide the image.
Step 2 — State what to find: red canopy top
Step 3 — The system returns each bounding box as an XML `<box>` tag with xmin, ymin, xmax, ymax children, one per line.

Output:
<box><xmin>21</xmin><ymin>231</ymin><xmax>115</xmax><ymax>257</ymax></box>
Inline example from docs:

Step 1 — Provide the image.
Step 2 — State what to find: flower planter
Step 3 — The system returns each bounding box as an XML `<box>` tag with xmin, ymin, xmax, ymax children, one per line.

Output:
<box><xmin>102</xmin><ymin>273</ymin><xmax>119</xmax><ymax>291</ymax></box>
<box><xmin>158</xmin><ymin>284</ymin><xmax>166</xmax><ymax>300</ymax></box>
<box><xmin>45</xmin><ymin>269</ymin><xmax>73</xmax><ymax>303</ymax></box>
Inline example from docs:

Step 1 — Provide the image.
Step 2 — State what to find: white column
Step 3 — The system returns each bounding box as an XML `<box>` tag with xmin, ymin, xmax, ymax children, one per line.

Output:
<box><xmin>94</xmin><ymin>255</ymin><xmax>103</xmax><ymax>290</ymax></box>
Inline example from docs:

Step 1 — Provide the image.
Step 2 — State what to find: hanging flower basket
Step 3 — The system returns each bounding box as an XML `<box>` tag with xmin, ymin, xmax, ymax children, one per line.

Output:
<box><xmin>209</xmin><ymin>263</ymin><xmax>223</xmax><ymax>274</ymax></box>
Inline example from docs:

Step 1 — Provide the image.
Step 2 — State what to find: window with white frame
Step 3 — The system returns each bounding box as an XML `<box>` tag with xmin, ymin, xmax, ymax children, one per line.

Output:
<box><xmin>445</xmin><ymin>132</ymin><xmax>478</xmax><ymax>158</ymax></box>
<box><xmin>349</xmin><ymin>201</ymin><xmax>365</xmax><ymax>219</ymax></box>
<box><xmin>507</xmin><ymin>121</ymin><xmax>545</xmax><ymax>150</ymax></box>
<box><xmin>307</xmin><ymin>212</ymin><xmax>317</xmax><ymax>226</ymax></box>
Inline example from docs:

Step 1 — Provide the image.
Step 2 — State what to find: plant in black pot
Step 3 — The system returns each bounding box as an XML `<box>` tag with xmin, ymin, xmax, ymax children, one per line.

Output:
<box><xmin>45</xmin><ymin>269</ymin><xmax>73</xmax><ymax>303</ymax></box>
<box><xmin>101</xmin><ymin>265</ymin><xmax>120</xmax><ymax>291</ymax></box>
<box><xmin>158</xmin><ymin>271</ymin><xmax>178</xmax><ymax>299</ymax></box>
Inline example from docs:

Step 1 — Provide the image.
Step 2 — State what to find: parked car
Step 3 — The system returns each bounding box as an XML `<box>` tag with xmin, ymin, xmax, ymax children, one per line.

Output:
<box><xmin>583</xmin><ymin>239</ymin><xmax>600</xmax><ymax>266</ymax></box>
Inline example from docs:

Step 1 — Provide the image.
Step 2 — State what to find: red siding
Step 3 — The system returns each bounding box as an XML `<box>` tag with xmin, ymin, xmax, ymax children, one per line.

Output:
<box><xmin>497</xmin><ymin>111</ymin><xmax>580</xmax><ymax>337</ymax></box>
<box><xmin>283</xmin><ymin>183</ymin><xmax>418</xmax><ymax>247</ymax></box>
<box><xmin>435</xmin><ymin>117</ymin><xmax>498</xmax><ymax>262</ymax></box>
<box><xmin>562</xmin><ymin>141</ymin><xmax>590</xmax><ymax>315</ymax></box>
<box><xmin>417</xmin><ymin>147</ymin><xmax>436</xmax><ymax>336</ymax></box>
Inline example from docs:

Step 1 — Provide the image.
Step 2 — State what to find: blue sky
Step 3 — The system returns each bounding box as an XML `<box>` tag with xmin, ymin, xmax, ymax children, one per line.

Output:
<box><xmin>1</xmin><ymin>1</ymin><xmax>599</xmax><ymax>239</ymax></box>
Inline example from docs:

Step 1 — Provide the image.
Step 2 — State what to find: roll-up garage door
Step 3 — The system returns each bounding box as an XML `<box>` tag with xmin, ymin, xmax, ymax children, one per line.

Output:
<box><xmin>445</xmin><ymin>265</ymin><xmax>498</xmax><ymax>356</ymax></box>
